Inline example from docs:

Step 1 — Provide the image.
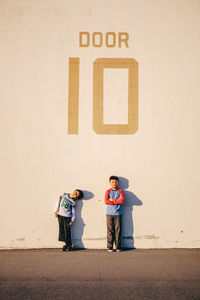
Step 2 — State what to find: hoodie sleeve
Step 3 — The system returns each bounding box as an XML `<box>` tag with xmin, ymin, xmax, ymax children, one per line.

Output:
<box><xmin>70</xmin><ymin>199</ymin><xmax>76</xmax><ymax>207</ymax></box>
<box><xmin>104</xmin><ymin>189</ymin><xmax>114</xmax><ymax>205</ymax></box>
<box><xmin>71</xmin><ymin>206</ymin><xmax>76</xmax><ymax>222</ymax></box>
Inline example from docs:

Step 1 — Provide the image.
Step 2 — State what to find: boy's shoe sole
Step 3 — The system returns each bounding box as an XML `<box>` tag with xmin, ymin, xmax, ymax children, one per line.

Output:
<box><xmin>108</xmin><ymin>249</ymin><xmax>114</xmax><ymax>252</ymax></box>
<box><xmin>116</xmin><ymin>249</ymin><xmax>122</xmax><ymax>252</ymax></box>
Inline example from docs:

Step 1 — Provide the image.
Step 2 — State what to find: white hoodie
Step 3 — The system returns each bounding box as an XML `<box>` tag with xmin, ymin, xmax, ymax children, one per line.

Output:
<box><xmin>55</xmin><ymin>193</ymin><xmax>76</xmax><ymax>222</ymax></box>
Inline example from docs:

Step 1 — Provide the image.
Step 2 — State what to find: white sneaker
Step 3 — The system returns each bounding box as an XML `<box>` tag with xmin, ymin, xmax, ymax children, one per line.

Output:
<box><xmin>108</xmin><ymin>248</ymin><xmax>114</xmax><ymax>252</ymax></box>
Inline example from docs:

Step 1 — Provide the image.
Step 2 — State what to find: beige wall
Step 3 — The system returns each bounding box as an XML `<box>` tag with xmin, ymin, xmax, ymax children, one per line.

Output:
<box><xmin>0</xmin><ymin>0</ymin><xmax>200</xmax><ymax>248</ymax></box>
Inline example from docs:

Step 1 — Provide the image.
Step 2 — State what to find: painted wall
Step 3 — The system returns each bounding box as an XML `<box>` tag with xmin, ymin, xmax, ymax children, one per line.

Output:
<box><xmin>0</xmin><ymin>0</ymin><xmax>200</xmax><ymax>249</ymax></box>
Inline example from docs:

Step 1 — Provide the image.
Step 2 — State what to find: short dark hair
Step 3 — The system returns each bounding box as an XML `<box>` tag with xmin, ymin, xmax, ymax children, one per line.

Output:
<box><xmin>76</xmin><ymin>189</ymin><xmax>84</xmax><ymax>200</ymax></box>
<box><xmin>109</xmin><ymin>175</ymin><xmax>119</xmax><ymax>181</ymax></box>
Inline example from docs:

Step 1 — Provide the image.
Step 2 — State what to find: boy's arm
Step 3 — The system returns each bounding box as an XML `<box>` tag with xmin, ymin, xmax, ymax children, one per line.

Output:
<box><xmin>111</xmin><ymin>190</ymin><xmax>125</xmax><ymax>205</ymax></box>
<box><xmin>70</xmin><ymin>206</ymin><xmax>76</xmax><ymax>224</ymax></box>
<box><xmin>54</xmin><ymin>196</ymin><xmax>62</xmax><ymax>217</ymax></box>
<box><xmin>104</xmin><ymin>189</ymin><xmax>114</xmax><ymax>205</ymax></box>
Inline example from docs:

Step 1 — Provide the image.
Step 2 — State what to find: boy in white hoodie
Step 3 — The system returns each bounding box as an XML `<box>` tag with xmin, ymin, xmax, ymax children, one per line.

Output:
<box><xmin>55</xmin><ymin>189</ymin><xmax>84</xmax><ymax>251</ymax></box>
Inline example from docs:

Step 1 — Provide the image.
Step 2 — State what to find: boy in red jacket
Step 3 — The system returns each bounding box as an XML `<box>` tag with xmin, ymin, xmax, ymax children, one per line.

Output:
<box><xmin>104</xmin><ymin>176</ymin><xmax>125</xmax><ymax>252</ymax></box>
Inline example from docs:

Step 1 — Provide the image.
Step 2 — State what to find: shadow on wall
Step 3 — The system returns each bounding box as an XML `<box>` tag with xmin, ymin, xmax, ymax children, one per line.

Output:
<box><xmin>119</xmin><ymin>177</ymin><xmax>143</xmax><ymax>249</ymax></box>
<box><xmin>71</xmin><ymin>190</ymin><xmax>94</xmax><ymax>248</ymax></box>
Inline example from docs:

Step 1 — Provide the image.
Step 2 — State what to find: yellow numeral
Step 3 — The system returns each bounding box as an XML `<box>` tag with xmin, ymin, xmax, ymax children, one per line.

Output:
<box><xmin>68</xmin><ymin>57</ymin><xmax>138</xmax><ymax>135</ymax></box>
<box><xmin>68</xmin><ymin>58</ymin><xmax>79</xmax><ymax>134</ymax></box>
<box><xmin>93</xmin><ymin>58</ymin><xmax>138</xmax><ymax>134</ymax></box>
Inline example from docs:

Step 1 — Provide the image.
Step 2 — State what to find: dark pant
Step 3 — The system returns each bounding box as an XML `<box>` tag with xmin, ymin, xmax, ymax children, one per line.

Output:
<box><xmin>106</xmin><ymin>215</ymin><xmax>122</xmax><ymax>249</ymax></box>
<box><xmin>58</xmin><ymin>215</ymin><xmax>72</xmax><ymax>247</ymax></box>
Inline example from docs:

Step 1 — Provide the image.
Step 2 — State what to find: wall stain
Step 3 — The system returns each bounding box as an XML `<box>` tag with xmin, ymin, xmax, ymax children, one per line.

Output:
<box><xmin>135</xmin><ymin>235</ymin><xmax>159</xmax><ymax>240</ymax></box>
<box><xmin>16</xmin><ymin>238</ymin><xmax>25</xmax><ymax>241</ymax></box>
<box><xmin>84</xmin><ymin>237</ymin><xmax>106</xmax><ymax>241</ymax></box>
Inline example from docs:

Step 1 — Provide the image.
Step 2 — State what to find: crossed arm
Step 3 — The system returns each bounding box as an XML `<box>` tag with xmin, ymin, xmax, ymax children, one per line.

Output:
<box><xmin>104</xmin><ymin>189</ymin><xmax>125</xmax><ymax>205</ymax></box>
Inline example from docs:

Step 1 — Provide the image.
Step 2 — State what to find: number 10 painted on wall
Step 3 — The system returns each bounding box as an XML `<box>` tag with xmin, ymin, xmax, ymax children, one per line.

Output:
<box><xmin>68</xmin><ymin>57</ymin><xmax>138</xmax><ymax>135</ymax></box>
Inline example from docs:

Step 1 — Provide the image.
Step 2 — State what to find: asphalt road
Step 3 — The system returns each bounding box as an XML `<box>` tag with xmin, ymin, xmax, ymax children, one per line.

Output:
<box><xmin>0</xmin><ymin>249</ymin><xmax>200</xmax><ymax>300</ymax></box>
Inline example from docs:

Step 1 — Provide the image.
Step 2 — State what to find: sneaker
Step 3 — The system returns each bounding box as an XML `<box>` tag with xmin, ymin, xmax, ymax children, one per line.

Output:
<box><xmin>62</xmin><ymin>245</ymin><xmax>67</xmax><ymax>251</ymax></box>
<box><xmin>108</xmin><ymin>247</ymin><xmax>114</xmax><ymax>252</ymax></box>
<box><xmin>116</xmin><ymin>249</ymin><xmax>122</xmax><ymax>252</ymax></box>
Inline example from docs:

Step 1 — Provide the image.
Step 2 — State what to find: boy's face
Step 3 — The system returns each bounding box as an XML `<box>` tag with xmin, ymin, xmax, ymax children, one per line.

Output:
<box><xmin>70</xmin><ymin>190</ymin><xmax>80</xmax><ymax>199</ymax></box>
<box><xmin>110</xmin><ymin>179</ymin><xmax>119</xmax><ymax>190</ymax></box>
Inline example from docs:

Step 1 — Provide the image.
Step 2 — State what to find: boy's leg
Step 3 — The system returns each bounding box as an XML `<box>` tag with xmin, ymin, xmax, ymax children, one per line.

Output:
<box><xmin>65</xmin><ymin>217</ymin><xmax>72</xmax><ymax>248</ymax></box>
<box><xmin>106</xmin><ymin>215</ymin><xmax>114</xmax><ymax>249</ymax></box>
<box><xmin>114</xmin><ymin>215</ymin><xmax>122</xmax><ymax>250</ymax></box>
<box><xmin>58</xmin><ymin>215</ymin><xmax>65</xmax><ymax>242</ymax></box>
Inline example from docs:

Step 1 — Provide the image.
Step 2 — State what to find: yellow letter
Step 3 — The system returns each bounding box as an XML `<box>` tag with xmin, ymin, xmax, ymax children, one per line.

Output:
<box><xmin>92</xmin><ymin>32</ymin><xmax>103</xmax><ymax>47</ymax></box>
<box><xmin>106</xmin><ymin>32</ymin><xmax>116</xmax><ymax>48</ymax></box>
<box><xmin>79</xmin><ymin>32</ymin><xmax>90</xmax><ymax>47</ymax></box>
<box><xmin>68</xmin><ymin>58</ymin><xmax>79</xmax><ymax>134</ymax></box>
<box><xmin>118</xmin><ymin>32</ymin><xmax>129</xmax><ymax>48</ymax></box>
<box><xmin>93</xmin><ymin>58</ymin><xmax>138</xmax><ymax>134</ymax></box>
